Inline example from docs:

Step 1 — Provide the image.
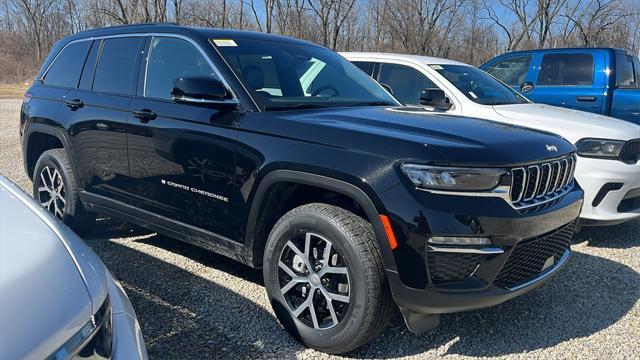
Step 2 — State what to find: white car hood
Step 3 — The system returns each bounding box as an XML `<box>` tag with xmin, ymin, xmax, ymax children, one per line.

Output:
<box><xmin>491</xmin><ymin>103</ymin><xmax>640</xmax><ymax>143</ymax></box>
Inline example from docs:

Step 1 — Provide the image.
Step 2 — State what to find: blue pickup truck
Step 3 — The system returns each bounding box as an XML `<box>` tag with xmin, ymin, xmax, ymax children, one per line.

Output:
<box><xmin>481</xmin><ymin>48</ymin><xmax>640</xmax><ymax>124</ymax></box>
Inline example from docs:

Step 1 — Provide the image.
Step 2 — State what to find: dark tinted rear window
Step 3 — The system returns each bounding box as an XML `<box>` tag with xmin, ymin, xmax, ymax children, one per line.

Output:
<box><xmin>352</xmin><ymin>61</ymin><xmax>374</xmax><ymax>76</ymax></box>
<box><xmin>43</xmin><ymin>41</ymin><xmax>91</xmax><ymax>88</ymax></box>
<box><xmin>538</xmin><ymin>53</ymin><xmax>594</xmax><ymax>86</ymax></box>
<box><xmin>93</xmin><ymin>37</ymin><xmax>143</xmax><ymax>95</ymax></box>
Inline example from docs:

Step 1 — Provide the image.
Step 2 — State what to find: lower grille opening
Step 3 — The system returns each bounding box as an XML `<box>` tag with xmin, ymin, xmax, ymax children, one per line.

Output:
<box><xmin>427</xmin><ymin>252</ymin><xmax>486</xmax><ymax>284</ymax></box>
<box><xmin>592</xmin><ymin>183</ymin><xmax>623</xmax><ymax>207</ymax></box>
<box><xmin>494</xmin><ymin>222</ymin><xmax>576</xmax><ymax>289</ymax></box>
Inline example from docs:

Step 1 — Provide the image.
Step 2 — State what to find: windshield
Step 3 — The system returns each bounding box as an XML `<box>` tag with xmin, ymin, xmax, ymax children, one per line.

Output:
<box><xmin>431</xmin><ymin>64</ymin><xmax>528</xmax><ymax>106</ymax></box>
<box><xmin>212</xmin><ymin>38</ymin><xmax>398</xmax><ymax>110</ymax></box>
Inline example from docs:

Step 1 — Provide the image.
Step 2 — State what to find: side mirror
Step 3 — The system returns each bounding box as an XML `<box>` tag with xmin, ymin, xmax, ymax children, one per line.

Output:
<box><xmin>171</xmin><ymin>76</ymin><xmax>235</xmax><ymax>104</ymax></box>
<box><xmin>520</xmin><ymin>81</ymin><xmax>534</xmax><ymax>93</ymax></box>
<box><xmin>379</xmin><ymin>82</ymin><xmax>393</xmax><ymax>95</ymax></box>
<box><xmin>419</xmin><ymin>88</ymin><xmax>452</xmax><ymax>110</ymax></box>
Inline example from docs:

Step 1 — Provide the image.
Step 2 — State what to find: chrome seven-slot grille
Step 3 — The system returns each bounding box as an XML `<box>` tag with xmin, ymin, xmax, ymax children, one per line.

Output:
<box><xmin>509</xmin><ymin>154</ymin><xmax>577</xmax><ymax>208</ymax></box>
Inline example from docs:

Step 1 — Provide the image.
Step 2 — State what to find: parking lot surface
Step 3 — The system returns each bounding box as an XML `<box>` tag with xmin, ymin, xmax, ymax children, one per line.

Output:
<box><xmin>1</xmin><ymin>99</ymin><xmax>639</xmax><ymax>359</ymax></box>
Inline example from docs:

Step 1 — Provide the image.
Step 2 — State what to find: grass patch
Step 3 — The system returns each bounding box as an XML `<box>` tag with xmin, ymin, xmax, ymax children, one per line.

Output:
<box><xmin>0</xmin><ymin>83</ymin><xmax>29</xmax><ymax>99</ymax></box>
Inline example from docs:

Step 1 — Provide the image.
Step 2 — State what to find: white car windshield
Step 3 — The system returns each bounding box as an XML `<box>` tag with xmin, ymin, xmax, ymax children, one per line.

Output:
<box><xmin>431</xmin><ymin>64</ymin><xmax>529</xmax><ymax>106</ymax></box>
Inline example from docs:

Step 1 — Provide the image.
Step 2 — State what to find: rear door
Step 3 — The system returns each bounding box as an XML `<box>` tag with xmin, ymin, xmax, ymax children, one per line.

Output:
<box><xmin>526</xmin><ymin>50</ymin><xmax>606</xmax><ymax>114</ymax></box>
<box><xmin>61</xmin><ymin>36</ymin><xmax>145</xmax><ymax>206</ymax></box>
<box><xmin>126</xmin><ymin>35</ymin><xmax>241</xmax><ymax>240</ymax></box>
<box><xmin>611</xmin><ymin>54</ymin><xmax>640</xmax><ymax>124</ymax></box>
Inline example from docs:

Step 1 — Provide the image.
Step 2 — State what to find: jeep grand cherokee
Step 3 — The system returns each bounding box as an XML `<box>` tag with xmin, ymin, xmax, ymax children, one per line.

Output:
<box><xmin>21</xmin><ymin>23</ymin><xmax>583</xmax><ymax>354</ymax></box>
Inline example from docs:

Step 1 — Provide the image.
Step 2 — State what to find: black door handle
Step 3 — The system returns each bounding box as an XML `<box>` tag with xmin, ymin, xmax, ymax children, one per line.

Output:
<box><xmin>64</xmin><ymin>98</ymin><xmax>84</xmax><ymax>109</ymax></box>
<box><xmin>576</xmin><ymin>96</ymin><xmax>597</xmax><ymax>102</ymax></box>
<box><xmin>132</xmin><ymin>109</ymin><xmax>157</xmax><ymax>122</ymax></box>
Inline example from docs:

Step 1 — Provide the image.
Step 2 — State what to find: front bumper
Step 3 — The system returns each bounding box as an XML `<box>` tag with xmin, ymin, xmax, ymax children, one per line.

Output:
<box><xmin>378</xmin><ymin>181</ymin><xmax>583</xmax><ymax>323</ymax></box>
<box><xmin>106</xmin><ymin>272</ymin><xmax>148</xmax><ymax>360</ymax></box>
<box><xmin>574</xmin><ymin>157</ymin><xmax>640</xmax><ymax>225</ymax></box>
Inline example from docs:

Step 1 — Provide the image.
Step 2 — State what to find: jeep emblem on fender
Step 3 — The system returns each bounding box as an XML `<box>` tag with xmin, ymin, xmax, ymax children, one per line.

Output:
<box><xmin>546</xmin><ymin>145</ymin><xmax>558</xmax><ymax>152</ymax></box>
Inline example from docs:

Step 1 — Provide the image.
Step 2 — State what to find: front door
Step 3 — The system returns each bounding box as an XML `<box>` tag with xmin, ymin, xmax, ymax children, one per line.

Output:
<box><xmin>127</xmin><ymin>35</ymin><xmax>241</xmax><ymax>240</ymax></box>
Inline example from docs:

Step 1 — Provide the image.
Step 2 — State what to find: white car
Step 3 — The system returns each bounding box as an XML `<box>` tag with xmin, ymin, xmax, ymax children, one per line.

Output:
<box><xmin>342</xmin><ymin>52</ymin><xmax>640</xmax><ymax>226</ymax></box>
<box><xmin>0</xmin><ymin>176</ymin><xmax>147</xmax><ymax>359</ymax></box>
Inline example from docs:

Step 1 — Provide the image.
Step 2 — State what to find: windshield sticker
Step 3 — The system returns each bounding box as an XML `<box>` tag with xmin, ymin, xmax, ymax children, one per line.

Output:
<box><xmin>468</xmin><ymin>91</ymin><xmax>478</xmax><ymax>99</ymax></box>
<box><xmin>212</xmin><ymin>39</ymin><xmax>237</xmax><ymax>47</ymax></box>
<box><xmin>429</xmin><ymin>65</ymin><xmax>444</xmax><ymax>70</ymax></box>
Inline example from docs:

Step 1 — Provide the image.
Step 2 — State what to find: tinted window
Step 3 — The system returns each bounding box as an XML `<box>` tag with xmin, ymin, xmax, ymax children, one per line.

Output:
<box><xmin>43</xmin><ymin>41</ymin><xmax>91</xmax><ymax>88</ymax></box>
<box><xmin>79</xmin><ymin>41</ymin><xmax>99</xmax><ymax>90</ymax></box>
<box><xmin>93</xmin><ymin>37</ymin><xmax>142</xmax><ymax>95</ymax></box>
<box><xmin>616</xmin><ymin>55</ymin><xmax>637</xmax><ymax>87</ymax></box>
<box><xmin>538</xmin><ymin>53</ymin><xmax>594</xmax><ymax>86</ymax></box>
<box><xmin>145</xmin><ymin>37</ymin><xmax>218</xmax><ymax>100</ymax></box>
<box><xmin>214</xmin><ymin>39</ymin><xmax>397</xmax><ymax>110</ymax></box>
<box><xmin>433</xmin><ymin>64</ymin><xmax>528</xmax><ymax>105</ymax></box>
<box><xmin>484</xmin><ymin>56</ymin><xmax>532</xmax><ymax>86</ymax></box>
<box><xmin>352</xmin><ymin>61</ymin><xmax>374</xmax><ymax>76</ymax></box>
<box><xmin>378</xmin><ymin>63</ymin><xmax>437</xmax><ymax>105</ymax></box>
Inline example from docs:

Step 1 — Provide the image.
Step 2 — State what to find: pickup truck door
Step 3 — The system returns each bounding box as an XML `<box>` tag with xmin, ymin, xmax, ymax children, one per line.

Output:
<box><xmin>126</xmin><ymin>35</ymin><xmax>241</xmax><ymax>240</ymax></box>
<box><xmin>610</xmin><ymin>55</ymin><xmax>640</xmax><ymax>125</ymax></box>
<box><xmin>524</xmin><ymin>51</ymin><xmax>607</xmax><ymax>114</ymax></box>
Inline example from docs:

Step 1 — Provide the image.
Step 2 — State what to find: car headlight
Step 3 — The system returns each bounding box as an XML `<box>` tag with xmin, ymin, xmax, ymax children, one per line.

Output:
<box><xmin>575</xmin><ymin>138</ymin><xmax>625</xmax><ymax>158</ymax></box>
<box><xmin>400</xmin><ymin>164</ymin><xmax>506</xmax><ymax>191</ymax></box>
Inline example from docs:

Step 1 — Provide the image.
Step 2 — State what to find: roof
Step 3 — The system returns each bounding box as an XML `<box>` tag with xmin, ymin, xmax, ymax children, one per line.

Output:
<box><xmin>500</xmin><ymin>47</ymin><xmax>626</xmax><ymax>56</ymax></box>
<box><xmin>64</xmin><ymin>23</ymin><xmax>319</xmax><ymax>47</ymax></box>
<box><xmin>341</xmin><ymin>52</ymin><xmax>470</xmax><ymax>66</ymax></box>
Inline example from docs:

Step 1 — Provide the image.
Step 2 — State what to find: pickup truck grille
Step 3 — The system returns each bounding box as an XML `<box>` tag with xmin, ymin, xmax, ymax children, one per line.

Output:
<box><xmin>620</xmin><ymin>140</ymin><xmax>640</xmax><ymax>163</ymax></box>
<box><xmin>509</xmin><ymin>154</ymin><xmax>576</xmax><ymax>208</ymax></box>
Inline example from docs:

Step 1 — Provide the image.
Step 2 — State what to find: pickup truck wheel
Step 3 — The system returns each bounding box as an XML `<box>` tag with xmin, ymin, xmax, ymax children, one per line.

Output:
<box><xmin>32</xmin><ymin>149</ymin><xmax>95</xmax><ymax>234</ymax></box>
<box><xmin>264</xmin><ymin>203</ymin><xmax>393</xmax><ymax>354</ymax></box>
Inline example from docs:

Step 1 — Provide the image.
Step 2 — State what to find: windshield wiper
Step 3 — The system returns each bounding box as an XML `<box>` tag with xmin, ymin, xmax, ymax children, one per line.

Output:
<box><xmin>264</xmin><ymin>104</ymin><xmax>329</xmax><ymax>111</ymax></box>
<box><xmin>345</xmin><ymin>101</ymin><xmax>393</xmax><ymax>107</ymax></box>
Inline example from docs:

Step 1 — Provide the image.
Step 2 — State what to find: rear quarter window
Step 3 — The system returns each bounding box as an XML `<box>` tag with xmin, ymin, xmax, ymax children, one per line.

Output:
<box><xmin>537</xmin><ymin>53</ymin><xmax>594</xmax><ymax>86</ymax></box>
<box><xmin>43</xmin><ymin>41</ymin><xmax>92</xmax><ymax>88</ymax></box>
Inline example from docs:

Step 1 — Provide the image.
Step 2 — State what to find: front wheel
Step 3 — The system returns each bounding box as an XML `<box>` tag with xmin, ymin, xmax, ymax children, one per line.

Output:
<box><xmin>263</xmin><ymin>203</ymin><xmax>393</xmax><ymax>354</ymax></box>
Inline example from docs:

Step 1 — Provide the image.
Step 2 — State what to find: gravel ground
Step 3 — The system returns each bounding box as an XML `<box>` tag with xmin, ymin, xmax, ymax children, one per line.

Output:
<box><xmin>1</xmin><ymin>98</ymin><xmax>639</xmax><ymax>359</ymax></box>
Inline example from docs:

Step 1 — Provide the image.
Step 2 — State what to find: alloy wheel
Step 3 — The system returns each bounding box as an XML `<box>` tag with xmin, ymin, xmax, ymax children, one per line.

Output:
<box><xmin>278</xmin><ymin>232</ymin><xmax>351</xmax><ymax>330</ymax></box>
<box><xmin>37</xmin><ymin>165</ymin><xmax>66</xmax><ymax>219</ymax></box>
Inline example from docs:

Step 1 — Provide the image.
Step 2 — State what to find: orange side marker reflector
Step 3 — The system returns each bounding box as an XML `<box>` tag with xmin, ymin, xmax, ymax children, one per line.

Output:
<box><xmin>380</xmin><ymin>215</ymin><xmax>398</xmax><ymax>250</ymax></box>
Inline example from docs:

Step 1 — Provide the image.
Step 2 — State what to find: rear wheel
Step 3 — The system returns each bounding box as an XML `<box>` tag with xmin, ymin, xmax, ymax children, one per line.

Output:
<box><xmin>33</xmin><ymin>149</ymin><xmax>95</xmax><ymax>234</ymax></box>
<box><xmin>263</xmin><ymin>203</ymin><xmax>393</xmax><ymax>354</ymax></box>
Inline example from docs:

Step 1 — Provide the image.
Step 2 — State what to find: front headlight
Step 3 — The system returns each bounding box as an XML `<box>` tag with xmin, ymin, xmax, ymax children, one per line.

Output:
<box><xmin>575</xmin><ymin>138</ymin><xmax>625</xmax><ymax>158</ymax></box>
<box><xmin>400</xmin><ymin>164</ymin><xmax>506</xmax><ymax>191</ymax></box>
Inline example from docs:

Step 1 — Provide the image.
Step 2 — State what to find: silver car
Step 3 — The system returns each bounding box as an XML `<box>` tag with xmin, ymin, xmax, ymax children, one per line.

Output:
<box><xmin>0</xmin><ymin>176</ymin><xmax>147</xmax><ymax>359</ymax></box>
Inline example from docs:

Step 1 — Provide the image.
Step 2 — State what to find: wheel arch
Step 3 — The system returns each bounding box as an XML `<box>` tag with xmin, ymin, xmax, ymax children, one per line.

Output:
<box><xmin>244</xmin><ymin>170</ymin><xmax>398</xmax><ymax>272</ymax></box>
<box><xmin>23</xmin><ymin>124</ymin><xmax>75</xmax><ymax>180</ymax></box>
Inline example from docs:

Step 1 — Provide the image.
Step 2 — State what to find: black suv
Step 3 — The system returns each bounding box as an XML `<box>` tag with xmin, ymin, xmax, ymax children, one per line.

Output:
<box><xmin>21</xmin><ymin>24</ymin><xmax>583</xmax><ymax>354</ymax></box>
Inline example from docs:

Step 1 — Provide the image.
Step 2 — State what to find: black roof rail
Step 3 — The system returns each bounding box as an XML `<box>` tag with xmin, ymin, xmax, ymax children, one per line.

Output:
<box><xmin>80</xmin><ymin>22</ymin><xmax>181</xmax><ymax>34</ymax></box>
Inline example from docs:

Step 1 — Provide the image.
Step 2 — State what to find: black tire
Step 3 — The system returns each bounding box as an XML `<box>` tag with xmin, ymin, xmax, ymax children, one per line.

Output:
<box><xmin>32</xmin><ymin>149</ymin><xmax>95</xmax><ymax>234</ymax></box>
<box><xmin>263</xmin><ymin>203</ymin><xmax>394</xmax><ymax>354</ymax></box>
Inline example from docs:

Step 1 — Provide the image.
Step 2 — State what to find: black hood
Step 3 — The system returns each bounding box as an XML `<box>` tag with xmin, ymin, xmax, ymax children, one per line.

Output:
<box><xmin>260</xmin><ymin>106</ymin><xmax>575</xmax><ymax>166</ymax></box>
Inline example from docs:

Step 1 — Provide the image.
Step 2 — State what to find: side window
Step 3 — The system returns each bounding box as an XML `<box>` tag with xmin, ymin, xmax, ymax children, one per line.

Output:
<box><xmin>93</xmin><ymin>37</ymin><xmax>143</xmax><ymax>95</ymax></box>
<box><xmin>377</xmin><ymin>63</ymin><xmax>438</xmax><ymax>105</ymax></box>
<box><xmin>484</xmin><ymin>56</ymin><xmax>532</xmax><ymax>86</ymax></box>
<box><xmin>538</xmin><ymin>53</ymin><xmax>594</xmax><ymax>86</ymax></box>
<box><xmin>145</xmin><ymin>37</ymin><xmax>219</xmax><ymax>100</ymax></box>
<box><xmin>616</xmin><ymin>55</ymin><xmax>637</xmax><ymax>87</ymax></box>
<box><xmin>635</xmin><ymin>58</ymin><xmax>640</xmax><ymax>86</ymax></box>
<box><xmin>352</xmin><ymin>61</ymin><xmax>374</xmax><ymax>76</ymax></box>
<box><xmin>43</xmin><ymin>41</ymin><xmax>92</xmax><ymax>88</ymax></box>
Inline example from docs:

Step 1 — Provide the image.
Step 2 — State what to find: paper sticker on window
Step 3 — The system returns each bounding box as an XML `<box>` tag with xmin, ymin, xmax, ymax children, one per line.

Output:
<box><xmin>212</xmin><ymin>39</ymin><xmax>237</xmax><ymax>47</ymax></box>
<box><xmin>468</xmin><ymin>91</ymin><xmax>478</xmax><ymax>99</ymax></box>
<box><xmin>429</xmin><ymin>65</ymin><xmax>444</xmax><ymax>70</ymax></box>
